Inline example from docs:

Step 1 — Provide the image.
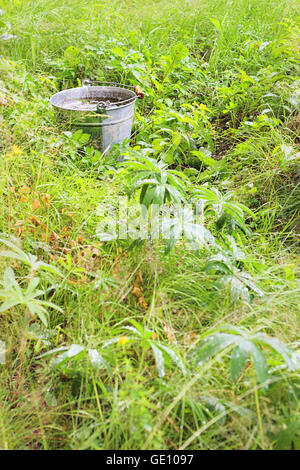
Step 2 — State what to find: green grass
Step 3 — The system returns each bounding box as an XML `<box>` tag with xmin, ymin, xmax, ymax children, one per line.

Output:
<box><xmin>0</xmin><ymin>0</ymin><xmax>299</xmax><ymax>450</ymax></box>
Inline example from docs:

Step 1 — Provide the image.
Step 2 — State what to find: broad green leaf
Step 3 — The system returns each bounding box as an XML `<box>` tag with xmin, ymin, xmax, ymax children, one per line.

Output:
<box><xmin>88</xmin><ymin>348</ymin><xmax>112</xmax><ymax>375</ymax></box>
<box><xmin>132</xmin><ymin>178</ymin><xmax>159</xmax><ymax>190</ymax></box>
<box><xmin>51</xmin><ymin>344</ymin><xmax>85</xmax><ymax>368</ymax></box>
<box><xmin>193</xmin><ymin>333</ymin><xmax>238</xmax><ymax>365</ymax></box>
<box><xmin>123</xmin><ymin>325</ymin><xmax>141</xmax><ymax>337</ymax></box>
<box><xmin>191</xmin><ymin>150</ymin><xmax>216</xmax><ymax>167</ymax></box>
<box><xmin>154</xmin><ymin>184</ymin><xmax>166</xmax><ymax>205</ymax></box>
<box><xmin>127</xmin><ymin>319</ymin><xmax>147</xmax><ymax>336</ymax></box>
<box><xmin>230</xmin><ymin>341</ymin><xmax>252</xmax><ymax>381</ymax></box>
<box><xmin>0</xmin><ymin>239</ymin><xmax>62</xmax><ymax>276</ymax></box>
<box><xmin>0</xmin><ymin>250</ymin><xmax>24</xmax><ymax>262</ymax></box>
<box><xmin>273</xmin><ymin>419</ymin><xmax>300</xmax><ymax>450</ymax></box>
<box><xmin>224</xmin><ymin>275</ymin><xmax>250</xmax><ymax>303</ymax></box>
<box><xmin>38</xmin><ymin>300</ymin><xmax>63</xmax><ymax>313</ymax></box>
<box><xmin>36</xmin><ymin>310</ymin><xmax>48</xmax><ymax>327</ymax></box>
<box><xmin>200</xmin><ymin>395</ymin><xmax>226</xmax><ymax>424</ymax></box>
<box><xmin>254</xmin><ymin>334</ymin><xmax>295</xmax><ymax>370</ymax></box>
<box><xmin>142</xmin><ymin>185</ymin><xmax>157</xmax><ymax>207</ymax></box>
<box><xmin>156</xmin><ymin>343</ymin><xmax>187</xmax><ymax>375</ymax></box>
<box><xmin>249</xmin><ymin>343</ymin><xmax>268</xmax><ymax>385</ymax></box>
<box><xmin>37</xmin><ymin>346</ymin><xmax>69</xmax><ymax>359</ymax></box>
<box><xmin>185</xmin><ymin>224</ymin><xmax>216</xmax><ymax>248</ymax></box>
<box><xmin>27</xmin><ymin>302</ymin><xmax>49</xmax><ymax>326</ymax></box>
<box><xmin>210</xmin><ymin>17</ymin><xmax>221</xmax><ymax>31</ymax></box>
<box><xmin>26</xmin><ymin>277</ymin><xmax>41</xmax><ymax>295</ymax></box>
<box><xmin>0</xmin><ymin>238</ymin><xmax>25</xmax><ymax>256</ymax></box>
<box><xmin>238</xmin><ymin>272</ymin><xmax>264</xmax><ymax>297</ymax></box>
<box><xmin>0</xmin><ymin>299</ymin><xmax>21</xmax><ymax>312</ymax></box>
<box><xmin>167</xmin><ymin>185</ymin><xmax>185</xmax><ymax>204</ymax></box>
<box><xmin>215</xmin><ymin>324</ymin><xmax>248</xmax><ymax>336</ymax></box>
<box><xmin>38</xmin><ymin>262</ymin><xmax>63</xmax><ymax>277</ymax></box>
<box><xmin>4</xmin><ymin>267</ymin><xmax>16</xmax><ymax>286</ymax></box>
<box><xmin>26</xmin><ymin>289</ymin><xmax>45</xmax><ymax>300</ymax></box>
<box><xmin>204</xmin><ymin>260</ymin><xmax>232</xmax><ymax>274</ymax></box>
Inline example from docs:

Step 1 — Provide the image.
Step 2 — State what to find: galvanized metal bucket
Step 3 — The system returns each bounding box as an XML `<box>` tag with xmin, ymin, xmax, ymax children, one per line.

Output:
<box><xmin>50</xmin><ymin>79</ymin><xmax>144</xmax><ymax>154</ymax></box>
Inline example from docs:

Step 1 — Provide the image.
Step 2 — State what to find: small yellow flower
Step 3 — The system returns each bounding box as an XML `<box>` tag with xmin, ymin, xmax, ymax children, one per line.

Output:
<box><xmin>199</xmin><ymin>103</ymin><xmax>209</xmax><ymax>113</ymax></box>
<box><xmin>8</xmin><ymin>145</ymin><xmax>22</xmax><ymax>158</ymax></box>
<box><xmin>117</xmin><ymin>336</ymin><xmax>129</xmax><ymax>346</ymax></box>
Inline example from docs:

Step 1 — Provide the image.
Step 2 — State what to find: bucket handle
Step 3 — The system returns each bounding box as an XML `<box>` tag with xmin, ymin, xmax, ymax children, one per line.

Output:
<box><xmin>82</xmin><ymin>79</ymin><xmax>145</xmax><ymax>99</ymax></box>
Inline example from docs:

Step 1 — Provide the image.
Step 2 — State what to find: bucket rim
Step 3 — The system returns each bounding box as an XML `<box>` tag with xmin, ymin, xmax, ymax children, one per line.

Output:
<box><xmin>50</xmin><ymin>85</ymin><xmax>137</xmax><ymax>112</ymax></box>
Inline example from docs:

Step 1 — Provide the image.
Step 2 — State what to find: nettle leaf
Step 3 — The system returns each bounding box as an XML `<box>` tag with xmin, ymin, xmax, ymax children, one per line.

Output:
<box><xmin>71</xmin><ymin>130</ymin><xmax>90</xmax><ymax>146</ymax></box>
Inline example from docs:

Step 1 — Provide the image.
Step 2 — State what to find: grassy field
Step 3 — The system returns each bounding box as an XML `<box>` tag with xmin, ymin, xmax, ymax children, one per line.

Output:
<box><xmin>0</xmin><ymin>0</ymin><xmax>299</xmax><ymax>450</ymax></box>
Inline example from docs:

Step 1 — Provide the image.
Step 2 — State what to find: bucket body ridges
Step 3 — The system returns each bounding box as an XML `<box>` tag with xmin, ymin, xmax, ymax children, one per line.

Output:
<box><xmin>50</xmin><ymin>85</ymin><xmax>136</xmax><ymax>153</ymax></box>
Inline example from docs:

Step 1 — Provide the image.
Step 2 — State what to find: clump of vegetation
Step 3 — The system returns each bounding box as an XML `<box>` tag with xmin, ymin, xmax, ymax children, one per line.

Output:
<box><xmin>0</xmin><ymin>0</ymin><xmax>299</xmax><ymax>450</ymax></box>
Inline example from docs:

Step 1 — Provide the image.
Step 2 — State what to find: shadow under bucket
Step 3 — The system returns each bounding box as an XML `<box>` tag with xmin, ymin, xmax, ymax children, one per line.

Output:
<box><xmin>50</xmin><ymin>80</ymin><xmax>144</xmax><ymax>154</ymax></box>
